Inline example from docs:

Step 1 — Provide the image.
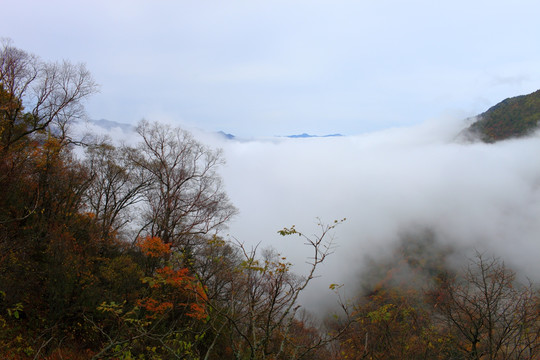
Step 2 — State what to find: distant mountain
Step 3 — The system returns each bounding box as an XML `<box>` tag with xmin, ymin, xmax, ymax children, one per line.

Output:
<box><xmin>215</xmin><ymin>132</ymin><xmax>344</xmax><ymax>140</ymax></box>
<box><xmin>85</xmin><ymin>121</ymin><xmax>344</xmax><ymax>141</ymax></box>
<box><xmin>462</xmin><ymin>89</ymin><xmax>540</xmax><ymax>142</ymax></box>
<box><xmin>217</xmin><ymin>131</ymin><xmax>235</xmax><ymax>140</ymax></box>
<box><xmin>286</xmin><ymin>133</ymin><xmax>343</xmax><ymax>138</ymax></box>
<box><xmin>89</xmin><ymin>119</ymin><xmax>134</xmax><ymax>132</ymax></box>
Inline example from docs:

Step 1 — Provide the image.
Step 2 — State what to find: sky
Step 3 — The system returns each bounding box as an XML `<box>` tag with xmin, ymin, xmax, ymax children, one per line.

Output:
<box><xmin>3</xmin><ymin>0</ymin><xmax>540</xmax><ymax>137</ymax></box>
<box><xmin>5</xmin><ymin>1</ymin><xmax>540</xmax><ymax>311</ymax></box>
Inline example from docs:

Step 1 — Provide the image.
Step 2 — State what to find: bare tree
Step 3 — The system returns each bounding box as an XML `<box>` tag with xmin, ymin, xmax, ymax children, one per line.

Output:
<box><xmin>204</xmin><ymin>220</ymin><xmax>347</xmax><ymax>360</ymax></box>
<box><xmin>128</xmin><ymin>120</ymin><xmax>237</xmax><ymax>252</ymax></box>
<box><xmin>0</xmin><ymin>38</ymin><xmax>98</xmax><ymax>151</ymax></box>
<box><xmin>433</xmin><ymin>252</ymin><xmax>540</xmax><ymax>360</ymax></box>
<box><xmin>83</xmin><ymin>139</ymin><xmax>149</xmax><ymax>243</ymax></box>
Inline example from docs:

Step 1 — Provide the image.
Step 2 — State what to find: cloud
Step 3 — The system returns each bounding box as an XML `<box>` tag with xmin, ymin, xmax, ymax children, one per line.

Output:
<box><xmin>490</xmin><ymin>74</ymin><xmax>530</xmax><ymax>87</ymax></box>
<box><xmin>214</xmin><ymin>117</ymin><xmax>540</xmax><ymax>310</ymax></box>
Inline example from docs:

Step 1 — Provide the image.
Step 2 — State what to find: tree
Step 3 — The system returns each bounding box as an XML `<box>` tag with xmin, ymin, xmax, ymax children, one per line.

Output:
<box><xmin>332</xmin><ymin>231</ymin><xmax>452</xmax><ymax>360</ymax></box>
<box><xmin>0</xmin><ymin>38</ymin><xmax>98</xmax><ymax>151</ymax></box>
<box><xmin>83</xmin><ymin>139</ymin><xmax>148</xmax><ymax>243</ymax></box>
<box><xmin>431</xmin><ymin>252</ymin><xmax>540</xmax><ymax>359</ymax></box>
<box><xmin>85</xmin><ymin>236</ymin><xmax>209</xmax><ymax>360</ymax></box>
<box><xmin>127</xmin><ymin>120</ymin><xmax>238</xmax><ymax>253</ymax></box>
<box><xmin>0</xmin><ymin>40</ymin><xmax>103</xmax><ymax>358</ymax></box>
<box><xmin>205</xmin><ymin>220</ymin><xmax>346</xmax><ymax>360</ymax></box>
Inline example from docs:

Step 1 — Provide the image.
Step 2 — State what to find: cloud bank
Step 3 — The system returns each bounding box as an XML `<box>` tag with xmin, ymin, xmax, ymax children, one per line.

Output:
<box><xmin>213</xmin><ymin>117</ymin><xmax>540</xmax><ymax>309</ymax></box>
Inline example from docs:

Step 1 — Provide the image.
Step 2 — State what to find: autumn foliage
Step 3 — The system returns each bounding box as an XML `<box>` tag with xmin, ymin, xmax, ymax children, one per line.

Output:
<box><xmin>133</xmin><ymin>236</ymin><xmax>208</xmax><ymax>320</ymax></box>
<box><xmin>2</xmin><ymin>41</ymin><xmax>540</xmax><ymax>360</ymax></box>
<box><xmin>136</xmin><ymin>236</ymin><xmax>171</xmax><ymax>258</ymax></box>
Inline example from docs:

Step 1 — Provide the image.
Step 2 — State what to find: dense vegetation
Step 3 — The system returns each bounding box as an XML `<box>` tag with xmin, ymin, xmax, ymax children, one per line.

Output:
<box><xmin>1</xmin><ymin>42</ymin><xmax>539</xmax><ymax>359</ymax></box>
<box><xmin>464</xmin><ymin>89</ymin><xmax>540</xmax><ymax>142</ymax></box>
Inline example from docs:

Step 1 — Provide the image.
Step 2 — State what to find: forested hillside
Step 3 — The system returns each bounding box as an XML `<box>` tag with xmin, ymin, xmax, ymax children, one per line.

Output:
<box><xmin>0</xmin><ymin>41</ymin><xmax>343</xmax><ymax>359</ymax></box>
<box><xmin>463</xmin><ymin>89</ymin><xmax>540</xmax><ymax>142</ymax></box>
<box><xmin>1</xmin><ymin>42</ymin><xmax>539</xmax><ymax>359</ymax></box>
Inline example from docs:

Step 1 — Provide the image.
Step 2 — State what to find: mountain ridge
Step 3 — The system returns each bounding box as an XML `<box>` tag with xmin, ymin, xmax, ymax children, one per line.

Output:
<box><xmin>462</xmin><ymin>89</ymin><xmax>540</xmax><ymax>142</ymax></box>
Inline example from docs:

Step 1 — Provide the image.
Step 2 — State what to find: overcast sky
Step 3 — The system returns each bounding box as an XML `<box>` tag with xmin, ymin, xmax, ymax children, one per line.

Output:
<box><xmin>3</xmin><ymin>0</ymin><xmax>540</xmax><ymax>137</ymax></box>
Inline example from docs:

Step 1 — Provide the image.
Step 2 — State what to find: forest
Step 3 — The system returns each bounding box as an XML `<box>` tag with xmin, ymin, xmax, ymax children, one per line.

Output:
<box><xmin>1</xmin><ymin>42</ymin><xmax>540</xmax><ymax>360</ymax></box>
<box><xmin>465</xmin><ymin>88</ymin><xmax>540</xmax><ymax>142</ymax></box>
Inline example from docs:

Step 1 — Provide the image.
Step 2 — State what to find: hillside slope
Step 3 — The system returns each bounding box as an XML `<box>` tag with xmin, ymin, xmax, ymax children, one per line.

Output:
<box><xmin>464</xmin><ymin>89</ymin><xmax>540</xmax><ymax>142</ymax></box>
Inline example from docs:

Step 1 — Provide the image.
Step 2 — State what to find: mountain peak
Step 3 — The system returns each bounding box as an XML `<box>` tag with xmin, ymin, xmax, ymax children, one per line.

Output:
<box><xmin>286</xmin><ymin>133</ymin><xmax>343</xmax><ymax>138</ymax></box>
<box><xmin>462</xmin><ymin>89</ymin><xmax>540</xmax><ymax>142</ymax></box>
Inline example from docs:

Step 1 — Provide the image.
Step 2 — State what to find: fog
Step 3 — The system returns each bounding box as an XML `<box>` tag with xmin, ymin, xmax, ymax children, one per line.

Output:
<box><xmin>214</xmin><ymin>117</ymin><xmax>540</xmax><ymax>309</ymax></box>
<box><xmin>75</xmin><ymin>117</ymin><xmax>540</xmax><ymax>311</ymax></box>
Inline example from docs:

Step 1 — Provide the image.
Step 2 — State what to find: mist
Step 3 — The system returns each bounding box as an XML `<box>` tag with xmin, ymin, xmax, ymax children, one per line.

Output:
<box><xmin>212</xmin><ymin>117</ymin><xmax>540</xmax><ymax>310</ymax></box>
<box><xmin>74</xmin><ymin>116</ymin><xmax>540</xmax><ymax>311</ymax></box>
